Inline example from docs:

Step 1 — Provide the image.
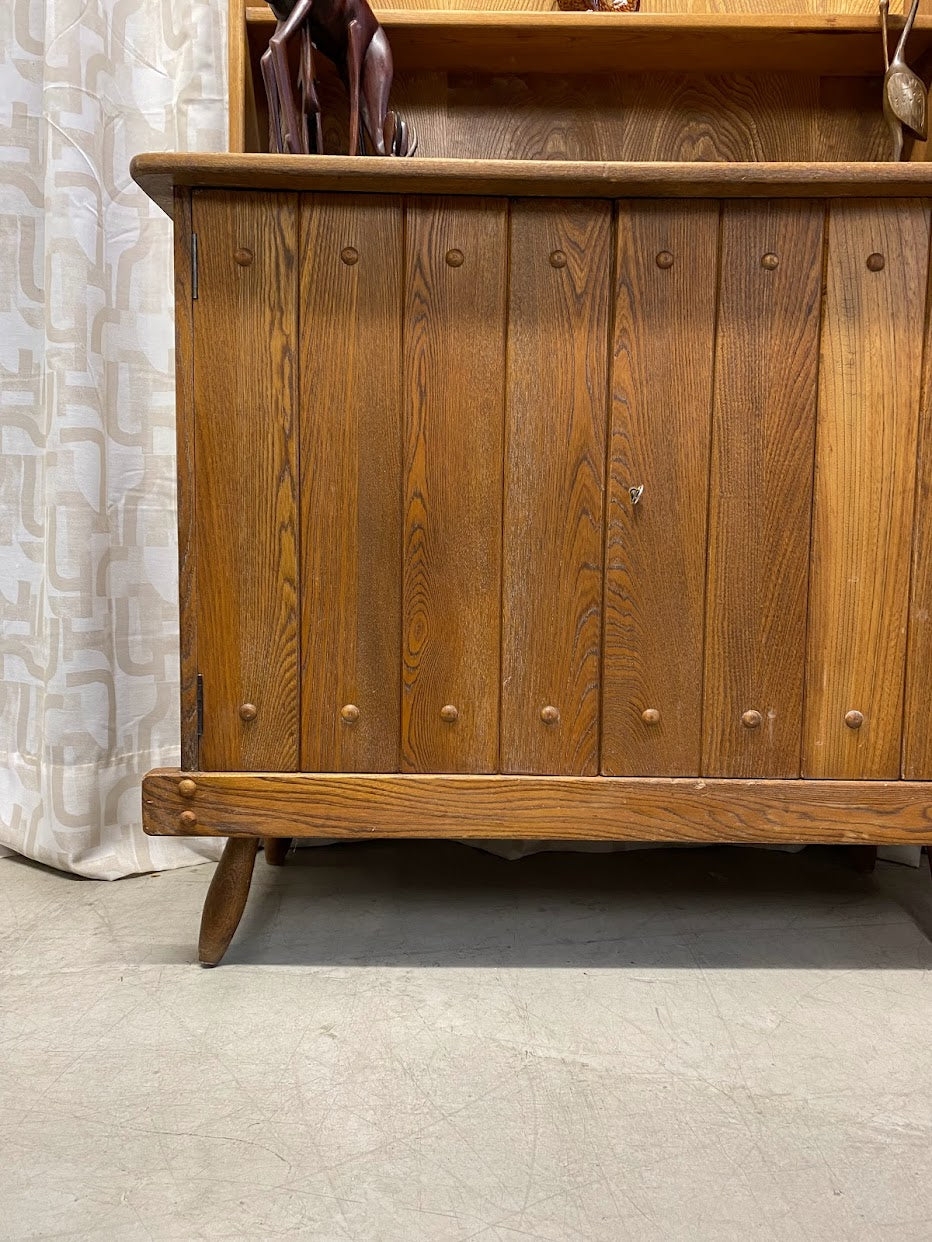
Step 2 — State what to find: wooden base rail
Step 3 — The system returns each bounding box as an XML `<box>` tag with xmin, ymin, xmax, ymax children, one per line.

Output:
<box><xmin>144</xmin><ymin>770</ymin><xmax>932</xmax><ymax>846</ymax></box>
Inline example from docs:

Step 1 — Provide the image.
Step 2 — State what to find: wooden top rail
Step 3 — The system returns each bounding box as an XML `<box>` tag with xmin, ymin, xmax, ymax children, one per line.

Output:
<box><xmin>133</xmin><ymin>154</ymin><xmax>932</xmax><ymax>218</ymax></box>
<box><xmin>241</xmin><ymin>10</ymin><xmax>932</xmax><ymax>76</ymax></box>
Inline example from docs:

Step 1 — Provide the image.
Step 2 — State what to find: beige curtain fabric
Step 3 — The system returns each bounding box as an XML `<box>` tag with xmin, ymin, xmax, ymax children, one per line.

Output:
<box><xmin>1</xmin><ymin>0</ymin><xmax>226</xmax><ymax>877</ymax></box>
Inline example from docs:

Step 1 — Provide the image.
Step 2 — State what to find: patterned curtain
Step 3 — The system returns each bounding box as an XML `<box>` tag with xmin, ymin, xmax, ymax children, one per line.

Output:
<box><xmin>1</xmin><ymin>0</ymin><xmax>226</xmax><ymax>877</ymax></box>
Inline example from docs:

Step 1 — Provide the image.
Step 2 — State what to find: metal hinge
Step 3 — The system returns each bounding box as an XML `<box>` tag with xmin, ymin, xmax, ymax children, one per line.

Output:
<box><xmin>191</xmin><ymin>232</ymin><xmax>199</xmax><ymax>300</ymax></box>
<box><xmin>196</xmin><ymin>673</ymin><xmax>204</xmax><ymax>736</ymax></box>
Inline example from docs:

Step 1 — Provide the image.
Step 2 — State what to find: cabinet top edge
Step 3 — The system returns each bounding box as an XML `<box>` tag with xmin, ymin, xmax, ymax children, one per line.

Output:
<box><xmin>131</xmin><ymin>154</ymin><xmax>932</xmax><ymax>220</ymax></box>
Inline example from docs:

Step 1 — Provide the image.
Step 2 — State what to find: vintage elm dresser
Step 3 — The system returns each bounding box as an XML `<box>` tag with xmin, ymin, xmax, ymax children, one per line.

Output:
<box><xmin>134</xmin><ymin>3</ymin><xmax>932</xmax><ymax>963</ymax></box>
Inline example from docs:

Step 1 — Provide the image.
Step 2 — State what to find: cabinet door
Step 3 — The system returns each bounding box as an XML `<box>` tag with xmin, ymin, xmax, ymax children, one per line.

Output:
<box><xmin>191</xmin><ymin>191</ymin><xmax>300</xmax><ymax>772</ymax></box>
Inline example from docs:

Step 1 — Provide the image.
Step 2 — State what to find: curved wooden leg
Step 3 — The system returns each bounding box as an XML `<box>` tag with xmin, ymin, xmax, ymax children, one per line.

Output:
<box><xmin>198</xmin><ymin>837</ymin><xmax>259</xmax><ymax>967</ymax></box>
<box><xmin>263</xmin><ymin>836</ymin><xmax>292</xmax><ymax>866</ymax></box>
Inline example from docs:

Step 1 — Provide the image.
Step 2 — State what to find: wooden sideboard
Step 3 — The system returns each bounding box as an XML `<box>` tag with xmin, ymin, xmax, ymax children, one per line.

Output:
<box><xmin>134</xmin><ymin>154</ymin><xmax>932</xmax><ymax>963</ymax></box>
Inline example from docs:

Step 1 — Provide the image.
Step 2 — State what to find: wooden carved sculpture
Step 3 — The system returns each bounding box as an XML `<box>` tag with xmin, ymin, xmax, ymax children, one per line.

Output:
<box><xmin>880</xmin><ymin>0</ymin><xmax>928</xmax><ymax>160</ymax></box>
<box><xmin>262</xmin><ymin>0</ymin><xmax>416</xmax><ymax>156</ymax></box>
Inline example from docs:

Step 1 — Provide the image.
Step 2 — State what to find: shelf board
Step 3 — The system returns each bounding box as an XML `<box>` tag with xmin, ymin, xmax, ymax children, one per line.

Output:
<box><xmin>133</xmin><ymin>154</ymin><xmax>932</xmax><ymax>218</ymax></box>
<box><xmin>243</xmin><ymin>8</ymin><xmax>932</xmax><ymax>74</ymax></box>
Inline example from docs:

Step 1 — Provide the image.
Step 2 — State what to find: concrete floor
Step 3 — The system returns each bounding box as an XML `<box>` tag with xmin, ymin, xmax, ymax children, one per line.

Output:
<box><xmin>3</xmin><ymin>844</ymin><xmax>932</xmax><ymax>1242</ymax></box>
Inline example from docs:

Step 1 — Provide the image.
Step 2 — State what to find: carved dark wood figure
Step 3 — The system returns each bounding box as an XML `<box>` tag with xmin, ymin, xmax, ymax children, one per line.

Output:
<box><xmin>880</xmin><ymin>0</ymin><xmax>928</xmax><ymax>160</ymax></box>
<box><xmin>261</xmin><ymin>0</ymin><xmax>416</xmax><ymax>156</ymax></box>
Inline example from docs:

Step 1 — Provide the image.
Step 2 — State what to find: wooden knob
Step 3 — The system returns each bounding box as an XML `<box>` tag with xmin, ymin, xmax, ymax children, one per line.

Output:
<box><xmin>866</xmin><ymin>253</ymin><xmax>885</xmax><ymax>272</ymax></box>
<box><xmin>641</xmin><ymin>708</ymin><xmax>660</xmax><ymax>725</ymax></box>
<box><xmin>341</xmin><ymin>703</ymin><xmax>360</xmax><ymax>723</ymax></box>
<box><xmin>761</xmin><ymin>253</ymin><xmax>779</xmax><ymax>270</ymax></box>
<box><xmin>340</xmin><ymin>246</ymin><xmax>359</xmax><ymax>266</ymax></box>
<box><xmin>845</xmin><ymin>710</ymin><xmax>864</xmax><ymax>729</ymax></box>
<box><xmin>178</xmin><ymin>778</ymin><xmax>197</xmax><ymax>799</ymax></box>
<box><xmin>655</xmin><ymin>251</ymin><xmax>674</xmax><ymax>269</ymax></box>
<box><xmin>440</xmin><ymin>704</ymin><xmax>458</xmax><ymax>722</ymax></box>
<box><xmin>445</xmin><ymin>249</ymin><xmax>464</xmax><ymax>268</ymax></box>
<box><xmin>541</xmin><ymin>705</ymin><xmax>560</xmax><ymax>724</ymax></box>
<box><xmin>233</xmin><ymin>247</ymin><xmax>253</xmax><ymax>266</ymax></box>
<box><xmin>239</xmin><ymin>702</ymin><xmax>257</xmax><ymax>722</ymax></box>
<box><xmin>742</xmin><ymin>709</ymin><xmax>762</xmax><ymax>729</ymax></box>
<box><xmin>179</xmin><ymin>810</ymin><xmax>197</xmax><ymax>828</ymax></box>
<box><xmin>549</xmin><ymin>250</ymin><xmax>567</xmax><ymax>269</ymax></box>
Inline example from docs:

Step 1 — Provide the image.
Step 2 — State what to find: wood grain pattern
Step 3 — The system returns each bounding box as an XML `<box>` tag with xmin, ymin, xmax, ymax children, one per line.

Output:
<box><xmin>621</xmin><ymin>74</ymin><xmax>817</xmax><ymax>162</ymax></box>
<box><xmin>192</xmin><ymin>190</ymin><xmax>300</xmax><ymax>771</ymax></box>
<box><xmin>603</xmin><ymin>201</ymin><xmax>719</xmax><ymax>776</ymax></box>
<box><xmin>817</xmin><ymin>76</ymin><xmax>890</xmax><ymax>163</ymax></box>
<box><xmin>402</xmin><ymin>197</ymin><xmax>507</xmax><ymax>772</ymax></box>
<box><xmin>501</xmin><ymin>200</ymin><xmax>611</xmax><ymax>775</ymax></box>
<box><xmin>133</xmin><ymin>156</ymin><xmax>932</xmax><ymax>222</ymax></box>
<box><xmin>703</xmin><ymin>200</ymin><xmax>824</xmax><ymax>777</ymax></box>
<box><xmin>299</xmin><ymin>194</ymin><xmax>403</xmax><ymax>772</ymax></box>
<box><xmin>805</xmin><ymin>199</ymin><xmax>930</xmax><ymax>778</ymax></box>
<box><xmin>144</xmin><ymin>769</ymin><xmax>932</xmax><ymax>845</ymax></box>
<box><xmin>173</xmin><ymin>189</ymin><xmax>199</xmax><ymax>773</ymax></box>
<box><xmin>904</xmin><ymin>239</ymin><xmax>932</xmax><ymax>779</ymax></box>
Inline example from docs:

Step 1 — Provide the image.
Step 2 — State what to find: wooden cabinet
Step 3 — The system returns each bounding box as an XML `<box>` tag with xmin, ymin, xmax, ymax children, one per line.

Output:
<box><xmin>134</xmin><ymin>7</ymin><xmax>932</xmax><ymax>960</ymax></box>
<box><xmin>162</xmin><ymin>178</ymin><xmax>932</xmax><ymax>780</ymax></box>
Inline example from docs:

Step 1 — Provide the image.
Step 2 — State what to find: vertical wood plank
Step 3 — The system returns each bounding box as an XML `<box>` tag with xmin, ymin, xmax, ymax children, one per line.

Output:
<box><xmin>703</xmin><ymin>200</ymin><xmax>824</xmax><ymax>778</ymax></box>
<box><xmin>501</xmin><ymin>200</ymin><xmax>611</xmax><ymax>775</ymax></box>
<box><xmin>602</xmin><ymin>201</ymin><xmax>719</xmax><ymax>776</ymax></box>
<box><xmin>904</xmin><ymin>242</ymin><xmax>932</xmax><ymax>777</ymax></box>
<box><xmin>228</xmin><ymin>0</ymin><xmax>246</xmax><ymax>153</ymax></box>
<box><xmin>402</xmin><ymin>197</ymin><xmax>507</xmax><ymax>773</ymax></box>
<box><xmin>806</xmin><ymin>199</ymin><xmax>930</xmax><ymax>779</ymax></box>
<box><xmin>173</xmin><ymin>189</ymin><xmax>199</xmax><ymax>773</ymax></box>
<box><xmin>300</xmin><ymin>194</ymin><xmax>403</xmax><ymax>772</ymax></box>
<box><xmin>192</xmin><ymin>190</ymin><xmax>299</xmax><ymax>771</ymax></box>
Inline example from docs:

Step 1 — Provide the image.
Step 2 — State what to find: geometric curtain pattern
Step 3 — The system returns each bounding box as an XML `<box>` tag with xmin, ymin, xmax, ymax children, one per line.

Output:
<box><xmin>0</xmin><ymin>0</ymin><xmax>226</xmax><ymax>876</ymax></box>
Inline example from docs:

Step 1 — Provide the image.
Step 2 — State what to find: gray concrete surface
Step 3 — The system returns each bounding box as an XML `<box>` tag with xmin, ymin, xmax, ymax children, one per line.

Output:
<box><xmin>2</xmin><ymin>841</ymin><xmax>932</xmax><ymax>1241</ymax></box>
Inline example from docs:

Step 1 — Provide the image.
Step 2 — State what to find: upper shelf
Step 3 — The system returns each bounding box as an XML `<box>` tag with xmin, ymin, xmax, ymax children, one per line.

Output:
<box><xmin>243</xmin><ymin>8</ymin><xmax>932</xmax><ymax>75</ymax></box>
<box><xmin>132</xmin><ymin>154</ymin><xmax>932</xmax><ymax>218</ymax></box>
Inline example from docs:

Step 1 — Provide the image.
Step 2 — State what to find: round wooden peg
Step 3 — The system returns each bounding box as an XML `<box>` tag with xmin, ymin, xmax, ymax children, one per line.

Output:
<box><xmin>341</xmin><ymin>703</ymin><xmax>360</xmax><ymax>723</ymax></box>
<box><xmin>179</xmin><ymin>810</ymin><xmax>197</xmax><ymax>829</ymax></box>
<box><xmin>742</xmin><ymin>709</ymin><xmax>762</xmax><ymax>729</ymax></box>
<box><xmin>656</xmin><ymin>251</ymin><xmax>674</xmax><ymax>269</ymax></box>
<box><xmin>641</xmin><ymin>708</ymin><xmax>660</xmax><ymax>725</ymax></box>
<box><xmin>549</xmin><ymin>250</ymin><xmax>567</xmax><ymax>269</ymax></box>
<box><xmin>445</xmin><ymin>249</ymin><xmax>464</xmax><ymax>268</ymax></box>
<box><xmin>866</xmin><ymin>253</ymin><xmax>885</xmax><ymax>272</ymax></box>
<box><xmin>440</xmin><ymin>704</ymin><xmax>459</xmax><ymax>722</ymax></box>
<box><xmin>340</xmin><ymin>246</ymin><xmax>359</xmax><ymax>265</ymax></box>
<box><xmin>233</xmin><ymin>247</ymin><xmax>254</xmax><ymax>266</ymax></box>
<box><xmin>845</xmin><ymin>710</ymin><xmax>864</xmax><ymax>729</ymax></box>
<box><xmin>178</xmin><ymin>778</ymin><xmax>197</xmax><ymax>799</ymax></box>
<box><xmin>239</xmin><ymin>702</ymin><xmax>258</xmax><ymax>722</ymax></box>
<box><xmin>540</xmin><ymin>705</ymin><xmax>560</xmax><ymax>724</ymax></box>
<box><xmin>761</xmin><ymin>253</ymin><xmax>779</xmax><ymax>270</ymax></box>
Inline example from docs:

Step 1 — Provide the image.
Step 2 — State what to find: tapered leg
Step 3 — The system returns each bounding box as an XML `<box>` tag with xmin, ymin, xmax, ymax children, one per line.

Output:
<box><xmin>198</xmin><ymin>837</ymin><xmax>259</xmax><ymax>967</ymax></box>
<box><xmin>263</xmin><ymin>836</ymin><xmax>292</xmax><ymax>866</ymax></box>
